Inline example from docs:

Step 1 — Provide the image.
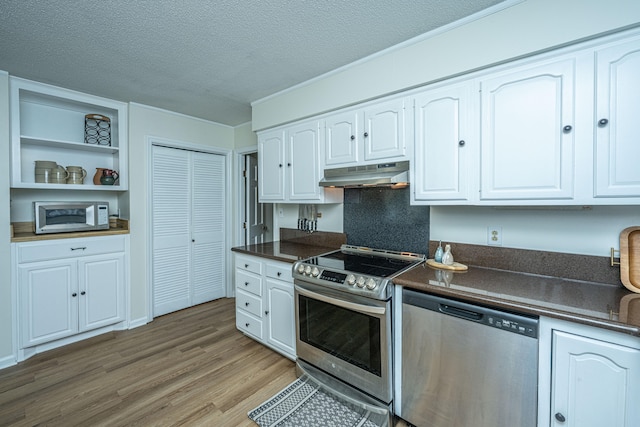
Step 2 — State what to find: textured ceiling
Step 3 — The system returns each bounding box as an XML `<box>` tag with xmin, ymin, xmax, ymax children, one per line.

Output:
<box><xmin>0</xmin><ymin>0</ymin><xmax>506</xmax><ymax>126</ymax></box>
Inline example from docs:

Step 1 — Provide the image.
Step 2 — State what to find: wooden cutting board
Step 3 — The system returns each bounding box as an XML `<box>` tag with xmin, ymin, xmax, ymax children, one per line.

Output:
<box><xmin>620</xmin><ymin>226</ymin><xmax>640</xmax><ymax>293</ymax></box>
<box><xmin>426</xmin><ymin>259</ymin><xmax>468</xmax><ymax>271</ymax></box>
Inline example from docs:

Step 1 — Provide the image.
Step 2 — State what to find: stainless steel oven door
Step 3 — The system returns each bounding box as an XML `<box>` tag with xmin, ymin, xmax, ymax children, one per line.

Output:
<box><xmin>294</xmin><ymin>280</ymin><xmax>392</xmax><ymax>404</ymax></box>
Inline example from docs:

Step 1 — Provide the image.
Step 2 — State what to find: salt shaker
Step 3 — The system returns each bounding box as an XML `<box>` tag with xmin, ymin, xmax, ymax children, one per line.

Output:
<box><xmin>441</xmin><ymin>244</ymin><xmax>454</xmax><ymax>265</ymax></box>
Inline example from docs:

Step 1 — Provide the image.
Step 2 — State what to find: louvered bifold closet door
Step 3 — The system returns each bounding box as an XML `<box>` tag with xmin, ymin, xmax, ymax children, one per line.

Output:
<box><xmin>191</xmin><ymin>151</ymin><xmax>226</xmax><ymax>304</ymax></box>
<box><xmin>152</xmin><ymin>146</ymin><xmax>192</xmax><ymax>316</ymax></box>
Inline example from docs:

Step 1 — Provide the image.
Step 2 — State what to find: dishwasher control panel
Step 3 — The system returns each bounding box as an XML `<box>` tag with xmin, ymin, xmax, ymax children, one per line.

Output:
<box><xmin>487</xmin><ymin>316</ymin><xmax>537</xmax><ymax>338</ymax></box>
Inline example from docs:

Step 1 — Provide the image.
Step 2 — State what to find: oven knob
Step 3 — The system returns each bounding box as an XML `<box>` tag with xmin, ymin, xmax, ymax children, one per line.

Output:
<box><xmin>356</xmin><ymin>276</ymin><xmax>366</xmax><ymax>288</ymax></box>
<box><xmin>346</xmin><ymin>274</ymin><xmax>356</xmax><ymax>285</ymax></box>
<box><xmin>365</xmin><ymin>278</ymin><xmax>377</xmax><ymax>290</ymax></box>
<box><xmin>296</xmin><ymin>264</ymin><xmax>305</xmax><ymax>274</ymax></box>
<box><xmin>311</xmin><ymin>267</ymin><xmax>320</xmax><ymax>277</ymax></box>
<box><xmin>304</xmin><ymin>265</ymin><xmax>312</xmax><ymax>275</ymax></box>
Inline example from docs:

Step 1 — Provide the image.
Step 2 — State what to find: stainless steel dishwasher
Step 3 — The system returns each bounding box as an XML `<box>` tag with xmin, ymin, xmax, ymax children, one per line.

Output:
<box><xmin>399</xmin><ymin>288</ymin><xmax>538</xmax><ymax>427</ymax></box>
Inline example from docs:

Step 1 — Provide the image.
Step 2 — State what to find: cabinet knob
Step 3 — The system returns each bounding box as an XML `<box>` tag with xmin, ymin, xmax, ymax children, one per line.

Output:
<box><xmin>458</xmin><ymin>140</ymin><xmax>465</xmax><ymax>146</ymax></box>
<box><xmin>191</xmin><ymin>239</ymin><xmax>195</xmax><ymax>243</ymax></box>
<box><xmin>265</xmin><ymin>310</ymin><xmax>269</xmax><ymax>315</ymax></box>
<box><xmin>81</xmin><ymin>291</ymin><xmax>86</xmax><ymax>295</ymax></box>
<box><xmin>598</xmin><ymin>118</ymin><xmax>609</xmax><ymax>127</ymax></box>
<box><xmin>72</xmin><ymin>293</ymin><xmax>77</xmax><ymax>297</ymax></box>
<box><xmin>244</xmin><ymin>282</ymin><xmax>249</xmax><ymax>286</ymax></box>
<box><xmin>245</xmin><ymin>322</ymin><xmax>250</xmax><ymax>327</ymax></box>
<box><xmin>244</xmin><ymin>264</ymin><xmax>249</xmax><ymax>268</ymax></box>
<box><xmin>350</xmin><ymin>135</ymin><xmax>355</xmax><ymax>140</ymax></box>
<box><xmin>287</xmin><ymin>162</ymin><xmax>291</xmax><ymax>167</ymax></box>
<box><xmin>363</xmin><ymin>132</ymin><xmax>369</xmax><ymax>137</ymax></box>
<box><xmin>278</xmin><ymin>163</ymin><xmax>283</xmax><ymax>168</ymax></box>
<box><xmin>245</xmin><ymin>302</ymin><xmax>250</xmax><ymax>306</ymax></box>
<box><xmin>555</xmin><ymin>412</ymin><xmax>566</xmax><ymax>423</ymax></box>
<box><xmin>277</xmin><ymin>271</ymin><xmax>282</xmax><ymax>277</ymax></box>
<box><xmin>562</xmin><ymin>125</ymin><xmax>572</xmax><ymax>133</ymax></box>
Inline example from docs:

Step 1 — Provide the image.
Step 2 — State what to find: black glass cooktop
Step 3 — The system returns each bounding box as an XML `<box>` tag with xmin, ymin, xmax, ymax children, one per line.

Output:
<box><xmin>307</xmin><ymin>249</ymin><xmax>417</xmax><ymax>278</ymax></box>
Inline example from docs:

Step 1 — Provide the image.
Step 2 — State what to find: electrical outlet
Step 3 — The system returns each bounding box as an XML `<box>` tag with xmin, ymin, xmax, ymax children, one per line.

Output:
<box><xmin>487</xmin><ymin>226</ymin><xmax>502</xmax><ymax>246</ymax></box>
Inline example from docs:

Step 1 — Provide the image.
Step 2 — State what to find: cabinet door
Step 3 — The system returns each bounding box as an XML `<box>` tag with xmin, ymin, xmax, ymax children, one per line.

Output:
<box><xmin>413</xmin><ymin>82</ymin><xmax>475</xmax><ymax>202</ymax></box>
<box><xmin>552</xmin><ymin>331</ymin><xmax>640</xmax><ymax>427</ymax></box>
<box><xmin>287</xmin><ymin>120</ymin><xmax>322</xmax><ymax>201</ymax></box>
<box><xmin>594</xmin><ymin>38</ymin><xmax>640</xmax><ymax>197</ymax></box>
<box><xmin>325</xmin><ymin>110</ymin><xmax>359</xmax><ymax>166</ymax></box>
<box><xmin>78</xmin><ymin>254</ymin><xmax>125</xmax><ymax>331</ymax></box>
<box><xmin>258</xmin><ymin>129</ymin><xmax>286</xmax><ymax>201</ymax></box>
<box><xmin>480</xmin><ymin>59</ymin><xmax>576</xmax><ymax>200</ymax></box>
<box><xmin>363</xmin><ymin>98</ymin><xmax>406</xmax><ymax>161</ymax></box>
<box><xmin>19</xmin><ymin>260</ymin><xmax>78</xmax><ymax>347</ymax></box>
<box><xmin>265</xmin><ymin>279</ymin><xmax>295</xmax><ymax>358</ymax></box>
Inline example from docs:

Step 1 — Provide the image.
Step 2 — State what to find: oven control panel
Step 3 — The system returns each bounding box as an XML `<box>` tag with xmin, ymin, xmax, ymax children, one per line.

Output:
<box><xmin>294</xmin><ymin>263</ymin><xmax>381</xmax><ymax>291</ymax></box>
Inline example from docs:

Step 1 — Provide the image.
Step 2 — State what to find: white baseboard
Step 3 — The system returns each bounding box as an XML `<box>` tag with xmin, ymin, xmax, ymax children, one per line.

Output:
<box><xmin>0</xmin><ymin>353</ymin><xmax>17</xmax><ymax>370</ymax></box>
<box><xmin>128</xmin><ymin>316</ymin><xmax>150</xmax><ymax>329</ymax></box>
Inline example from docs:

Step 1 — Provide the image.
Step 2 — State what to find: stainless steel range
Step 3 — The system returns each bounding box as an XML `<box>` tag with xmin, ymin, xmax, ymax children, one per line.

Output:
<box><xmin>292</xmin><ymin>244</ymin><xmax>425</xmax><ymax>418</ymax></box>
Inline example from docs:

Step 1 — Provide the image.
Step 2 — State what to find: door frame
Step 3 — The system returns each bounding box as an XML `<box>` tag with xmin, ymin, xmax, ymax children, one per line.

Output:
<box><xmin>146</xmin><ymin>136</ymin><xmax>232</xmax><ymax>321</ymax></box>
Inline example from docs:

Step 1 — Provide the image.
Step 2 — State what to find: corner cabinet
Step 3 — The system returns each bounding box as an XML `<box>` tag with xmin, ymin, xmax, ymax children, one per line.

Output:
<box><xmin>539</xmin><ymin>317</ymin><xmax>640</xmax><ymax>427</ymax></box>
<box><xmin>258</xmin><ymin>120</ymin><xmax>342</xmax><ymax>204</ymax></box>
<box><xmin>10</xmin><ymin>77</ymin><xmax>128</xmax><ymax>190</ymax></box>
<box><xmin>234</xmin><ymin>253</ymin><xmax>295</xmax><ymax>360</ymax></box>
<box><xmin>325</xmin><ymin>97</ymin><xmax>409</xmax><ymax>167</ymax></box>
<box><xmin>13</xmin><ymin>235</ymin><xmax>129</xmax><ymax>361</ymax></box>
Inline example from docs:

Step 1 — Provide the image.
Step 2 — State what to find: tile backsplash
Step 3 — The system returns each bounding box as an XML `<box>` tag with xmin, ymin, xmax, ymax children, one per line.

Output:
<box><xmin>343</xmin><ymin>187</ymin><xmax>429</xmax><ymax>255</ymax></box>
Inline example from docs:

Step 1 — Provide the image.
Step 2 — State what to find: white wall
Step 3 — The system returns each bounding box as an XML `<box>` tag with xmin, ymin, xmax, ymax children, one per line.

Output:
<box><xmin>272</xmin><ymin>203</ymin><xmax>343</xmax><ymax>240</ymax></box>
<box><xmin>0</xmin><ymin>72</ymin><xmax>13</xmax><ymax>365</ymax></box>
<box><xmin>430</xmin><ymin>206</ymin><xmax>640</xmax><ymax>257</ymax></box>
<box><xmin>253</xmin><ymin>0</ymin><xmax>640</xmax><ymax>130</ymax></box>
<box><xmin>251</xmin><ymin>0</ymin><xmax>640</xmax><ymax>258</ymax></box>
<box><xmin>127</xmin><ymin>104</ymin><xmax>234</xmax><ymax>325</ymax></box>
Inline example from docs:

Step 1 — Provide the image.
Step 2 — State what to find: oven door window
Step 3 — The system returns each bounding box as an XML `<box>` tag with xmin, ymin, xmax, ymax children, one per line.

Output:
<box><xmin>298</xmin><ymin>294</ymin><xmax>382</xmax><ymax>377</ymax></box>
<box><xmin>45</xmin><ymin>208</ymin><xmax>87</xmax><ymax>225</ymax></box>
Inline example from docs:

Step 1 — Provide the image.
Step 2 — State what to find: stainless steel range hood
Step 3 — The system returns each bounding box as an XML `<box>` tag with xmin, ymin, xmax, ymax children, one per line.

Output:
<box><xmin>319</xmin><ymin>161</ymin><xmax>409</xmax><ymax>188</ymax></box>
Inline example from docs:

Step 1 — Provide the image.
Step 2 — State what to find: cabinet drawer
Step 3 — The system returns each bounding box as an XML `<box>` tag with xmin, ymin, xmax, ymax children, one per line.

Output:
<box><xmin>235</xmin><ymin>255</ymin><xmax>263</xmax><ymax>275</ymax></box>
<box><xmin>236</xmin><ymin>290</ymin><xmax>262</xmax><ymax>318</ymax></box>
<box><xmin>236</xmin><ymin>270</ymin><xmax>262</xmax><ymax>296</ymax></box>
<box><xmin>266</xmin><ymin>262</ymin><xmax>293</xmax><ymax>282</ymax></box>
<box><xmin>236</xmin><ymin>310</ymin><xmax>262</xmax><ymax>339</ymax></box>
<box><xmin>17</xmin><ymin>235</ymin><xmax>126</xmax><ymax>264</ymax></box>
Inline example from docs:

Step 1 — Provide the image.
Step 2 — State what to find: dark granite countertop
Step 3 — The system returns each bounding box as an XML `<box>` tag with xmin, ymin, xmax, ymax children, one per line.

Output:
<box><xmin>394</xmin><ymin>262</ymin><xmax>640</xmax><ymax>337</ymax></box>
<box><xmin>231</xmin><ymin>228</ymin><xmax>347</xmax><ymax>263</ymax></box>
<box><xmin>231</xmin><ymin>241</ymin><xmax>338</xmax><ymax>263</ymax></box>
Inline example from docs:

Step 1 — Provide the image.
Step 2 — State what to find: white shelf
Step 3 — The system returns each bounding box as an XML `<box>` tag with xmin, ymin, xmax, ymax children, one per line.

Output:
<box><xmin>21</xmin><ymin>136</ymin><xmax>120</xmax><ymax>155</ymax></box>
<box><xmin>10</xmin><ymin>77</ymin><xmax>128</xmax><ymax>191</ymax></box>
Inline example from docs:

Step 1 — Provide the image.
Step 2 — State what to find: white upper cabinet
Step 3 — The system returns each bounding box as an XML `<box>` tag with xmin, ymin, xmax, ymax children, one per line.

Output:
<box><xmin>10</xmin><ymin>77</ymin><xmax>128</xmax><ymax>190</ymax></box>
<box><xmin>258</xmin><ymin>120</ymin><xmax>342</xmax><ymax>203</ymax></box>
<box><xmin>325</xmin><ymin>110</ymin><xmax>359</xmax><ymax>166</ymax></box>
<box><xmin>412</xmin><ymin>81</ymin><xmax>477</xmax><ymax>204</ymax></box>
<box><xmin>325</xmin><ymin>97</ymin><xmax>408</xmax><ymax>167</ymax></box>
<box><xmin>479</xmin><ymin>58</ymin><xmax>577</xmax><ymax>201</ymax></box>
<box><xmin>594</xmin><ymin>36</ymin><xmax>640</xmax><ymax>198</ymax></box>
<box><xmin>258</xmin><ymin>129</ymin><xmax>286</xmax><ymax>200</ymax></box>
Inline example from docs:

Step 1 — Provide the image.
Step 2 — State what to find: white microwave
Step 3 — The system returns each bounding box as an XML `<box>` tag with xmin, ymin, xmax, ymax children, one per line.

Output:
<box><xmin>34</xmin><ymin>201</ymin><xmax>110</xmax><ymax>234</ymax></box>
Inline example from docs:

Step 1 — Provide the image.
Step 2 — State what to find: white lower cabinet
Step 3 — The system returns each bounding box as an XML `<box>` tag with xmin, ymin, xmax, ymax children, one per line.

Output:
<box><xmin>540</xmin><ymin>317</ymin><xmax>640</xmax><ymax>427</ymax></box>
<box><xmin>234</xmin><ymin>253</ymin><xmax>295</xmax><ymax>360</ymax></box>
<box><xmin>14</xmin><ymin>235</ymin><xmax>128</xmax><ymax>356</ymax></box>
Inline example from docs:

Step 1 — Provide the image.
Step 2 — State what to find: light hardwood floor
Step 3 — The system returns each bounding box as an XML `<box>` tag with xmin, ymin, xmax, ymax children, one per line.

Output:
<box><xmin>0</xmin><ymin>297</ymin><xmax>408</xmax><ymax>427</ymax></box>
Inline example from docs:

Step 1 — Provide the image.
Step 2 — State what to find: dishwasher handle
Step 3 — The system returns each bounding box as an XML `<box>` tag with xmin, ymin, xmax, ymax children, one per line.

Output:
<box><xmin>440</xmin><ymin>303</ymin><xmax>483</xmax><ymax>321</ymax></box>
